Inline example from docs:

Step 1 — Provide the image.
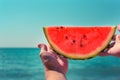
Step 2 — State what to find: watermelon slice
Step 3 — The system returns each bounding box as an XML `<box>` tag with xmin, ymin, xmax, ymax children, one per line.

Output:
<box><xmin>43</xmin><ymin>26</ymin><xmax>116</xmax><ymax>60</ymax></box>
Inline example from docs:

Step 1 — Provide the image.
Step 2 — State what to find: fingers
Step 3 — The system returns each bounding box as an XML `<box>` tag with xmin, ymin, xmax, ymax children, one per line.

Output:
<box><xmin>57</xmin><ymin>55</ymin><xmax>67</xmax><ymax>65</ymax></box>
<box><xmin>112</xmin><ymin>35</ymin><xmax>116</xmax><ymax>41</ymax></box>
<box><xmin>40</xmin><ymin>52</ymin><xmax>54</xmax><ymax>64</ymax></box>
<box><xmin>115</xmin><ymin>34</ymin><xmax>120</xmax><ymax>43</ymax></box>
<box><xmin>108</xmin><ymin>42</ymin><xmax>115</xmax><ymax>48</ymax></box>
<box><xmin>111</xmin><ymin>34</ymin><xmax>120</xmax><ymax>43</ymax></box>
<box><xmin>38</xmin><ymin>43</ymin><xmax>68</xmax><ymax>73</ymax></box>
<box><xmin>38</xmin><ymin>43</ymin><xmax>58</xmax><ymax>60</ymax></box>
<box><xmin>38</xmin><ymin>44</ymin><xmax>56</xmax><ymax>67</ymax></box>
<box><xmin>112</xmin><ymin>24</ymin><xmax>120</xmax><ymax>41</ymax></box>
<box><xmin>99</xmin><ymin>42</ymin><xmax>115</xmax><ymax>56</ymax></box>
<box><xmin>99</xmin><ymin>49</ymin><xmax>113</xmax><ymax>56</ymax></box>
<box><xmin>38</xmin><ymin>43</ymin><xmax>47</xmax><ymax>52</ymax></box>
<box><xmin>117</xmin><ymin>24</ymin><xmax>120</xmax><ymax>32</ymax></box>
<box><xmin>40</xmin><ymin>52</ymin><xmax>51</xmax><ymax>62</ymax></box>
<box><xmin>99</xmin><ymin>52</ymin><xmax>109</xmax><ymax>56</ymax></box>
<box><xmin>47</xmin><ymin>45</ymin><xmax>58</xmax><ymax>58</ymax></box>
<box><xmin>40</xmin><ymin>51</ymin><xmax>60</xmax><ymax>71</ymax></box>
<box><xmin>47</xmin><ymin>44</ymin><xmax>54</xmax><ymax>52</ymax></box>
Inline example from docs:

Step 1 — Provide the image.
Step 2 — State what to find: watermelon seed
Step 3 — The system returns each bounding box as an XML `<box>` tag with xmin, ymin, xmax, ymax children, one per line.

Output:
<box><xmin>60</xmin><ymin>26</ymin><xmax>64</xmax><ymax>29</ymax></box>
<box><xmin>65</xmin><ymin>36</ymin><xmax>68</xmax><ymax>39</ymax></box>
<box><xmin>72</xmin><ymin>40</ymin><xmax>76</xmax><ymax>43</ymax></box>
<box><xmin>83</xmin><ymin>35</ymin><xmax>87</xmax><ymax>39</ymax></box>
<box><xmin>80</xmin><ymin>44</ymin><xmax>83</xmax><ymax>47</ymax></box>
<box><xmin>79</xmin><ymin>38</ymin><xmax>83</xmax><ymax>47</ymax></box>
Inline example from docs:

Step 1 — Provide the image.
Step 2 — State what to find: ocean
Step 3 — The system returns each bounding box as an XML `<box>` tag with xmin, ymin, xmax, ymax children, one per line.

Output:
<box><xmin>0</xmin><ymin>48</ymin><xmax>120</xmax><ymax>80</ymax></box>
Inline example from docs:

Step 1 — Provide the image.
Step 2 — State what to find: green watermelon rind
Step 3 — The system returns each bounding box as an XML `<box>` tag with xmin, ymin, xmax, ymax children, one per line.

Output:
<box><xmin>43</xmin><ymin>26</ymin><xmax>116</xmax><ymax>60</ymax></box>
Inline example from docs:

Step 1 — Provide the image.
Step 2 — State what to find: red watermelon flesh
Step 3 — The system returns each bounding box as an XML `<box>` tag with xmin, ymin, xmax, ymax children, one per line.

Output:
<box><xmin>43</xmin><ymin>26</ymin><xmax>116</xmax><ymax>59</ymax></box>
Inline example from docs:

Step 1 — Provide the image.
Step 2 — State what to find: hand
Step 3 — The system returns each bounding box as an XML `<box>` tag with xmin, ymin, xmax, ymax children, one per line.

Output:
<box><xmin>99</xmin><ymin>25</ymin><xmax>120</xmax><ymax>57</ymax></box>
<box><xmin>38</xmin><ymin>43</ymin><xmax>68</xmax><ymax>74</ymax></box>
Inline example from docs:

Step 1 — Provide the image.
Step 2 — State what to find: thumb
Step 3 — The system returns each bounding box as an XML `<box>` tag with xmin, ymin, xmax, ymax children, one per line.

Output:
<box><xmin>38</xmin><ymin>43</ymin><xmax>47</xmax><ymax>52</ymax></box>
<box><xmin>115</xmin><ymin>34</ymin><xmax>120</xmax><ymax>43</ymax></box>
<box><xmin>118</xmin><ymin>24</ymin><xmax>120</xmax><ymax>32</ymax></box>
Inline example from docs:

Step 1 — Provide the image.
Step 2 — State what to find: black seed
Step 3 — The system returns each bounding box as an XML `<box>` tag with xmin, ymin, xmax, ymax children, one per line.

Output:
<box><xmin>60</xmin><ymin>26</ymin><xmax>64</xmax><ymax>29</ymax></box>
<box><xmin>65</xmin><ymin>36</ymin><xmax>68</xmax><ymax>39</ymax></box>
<box><xmin>72</xmin><ymin>40</ymin><xmax>76</xmax><ymax>43</ymax></box>
<box><xmin>83</xmin><ymin>34</ymin><xmax>87</xmax><ymax>38</ymax></box>
<box><xmin>80</xmin><ymin>44</ymin><xmax>83</xmax><ymax>47</ymax></box>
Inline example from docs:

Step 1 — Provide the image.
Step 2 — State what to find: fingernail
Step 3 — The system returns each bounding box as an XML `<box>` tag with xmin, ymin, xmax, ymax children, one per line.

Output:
<box><xmin>38</xmin><ymin>44</ymin><xmax>41</xmax><ymax>48</ymax></box>
<box><xmin>38</xmin><ymin>43</ymin><xmax>46</xmax><ymax>48</ymax></box>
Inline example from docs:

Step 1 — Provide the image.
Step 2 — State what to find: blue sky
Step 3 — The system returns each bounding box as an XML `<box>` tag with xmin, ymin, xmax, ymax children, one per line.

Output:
<box><xmin>0</xmin><ymin>0</ymin><xmax>120</xmax><ymax>47</ymax></box>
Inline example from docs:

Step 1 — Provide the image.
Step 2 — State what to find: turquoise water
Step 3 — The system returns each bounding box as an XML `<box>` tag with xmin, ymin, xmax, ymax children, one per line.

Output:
<box><xmin>0</xmin><ymin>48</ymin><xmax>120</xmax><ymax>80</ymax></box>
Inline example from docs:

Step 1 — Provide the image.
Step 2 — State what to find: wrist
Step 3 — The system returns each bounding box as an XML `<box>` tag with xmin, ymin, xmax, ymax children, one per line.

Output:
<box><xmin>45</xmin><ymin>70</ymin><xmax>66</xmax><ymax>80</ymax></box>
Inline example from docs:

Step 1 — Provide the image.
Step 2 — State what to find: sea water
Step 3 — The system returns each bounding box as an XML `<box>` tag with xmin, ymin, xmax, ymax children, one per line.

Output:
<box><xmin>0</xmin><ymin>48</ymin><xmax>120</xmax><ymax>80</ymax></box>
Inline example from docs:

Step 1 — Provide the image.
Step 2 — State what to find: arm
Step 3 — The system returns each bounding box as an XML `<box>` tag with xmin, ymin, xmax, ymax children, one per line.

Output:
<box><xmin>45</xmin><ymin>70</ymin><xmax>66</xmax><ymax>80</ymax></box>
